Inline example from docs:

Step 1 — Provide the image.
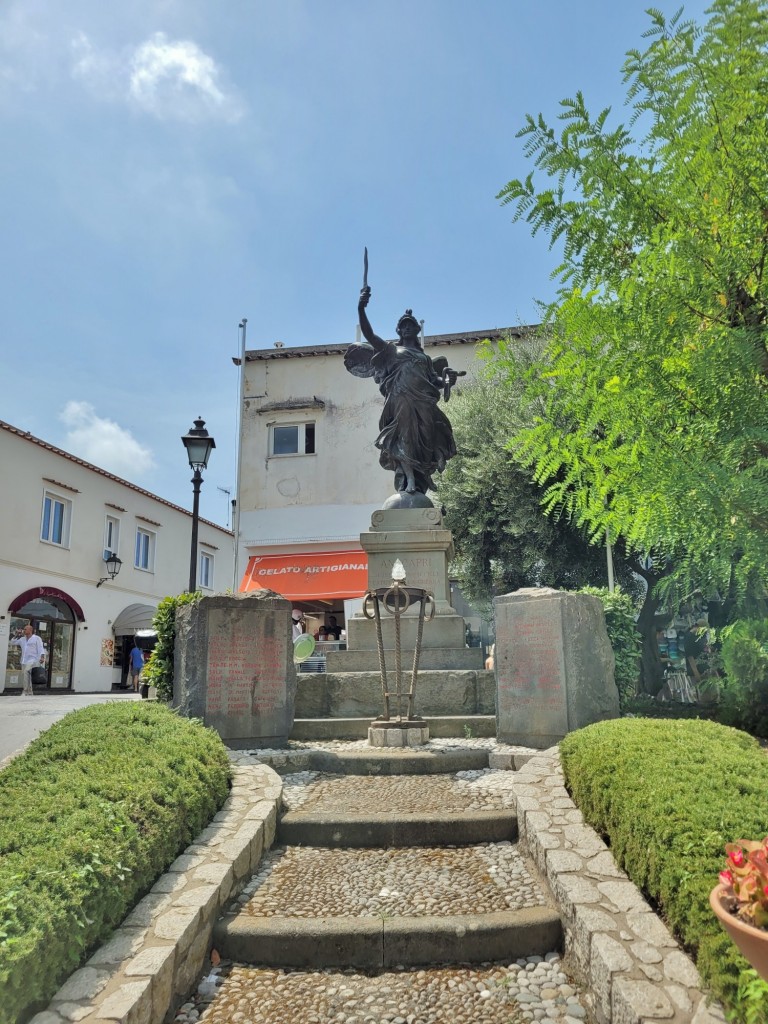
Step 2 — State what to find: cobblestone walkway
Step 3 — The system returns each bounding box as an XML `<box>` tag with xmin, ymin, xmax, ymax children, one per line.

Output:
<box><xmin>184</xmin><ymin>955</ymin><xmax>583</xmax><ymax>1024</ymax></box>
<box><xmin>232</xmin><ymin>842</ymin><xmax>546</xmax><ymax>918</ymax></box>
<box><xmin>175</xmin><ymin>768</ymin><xmax>593</xmax><ymax>1024</ymax></box>
<box><xmin>282</xmin><ymin>771</ymin><xmax>513</xmax><ymax>813</ymax></box>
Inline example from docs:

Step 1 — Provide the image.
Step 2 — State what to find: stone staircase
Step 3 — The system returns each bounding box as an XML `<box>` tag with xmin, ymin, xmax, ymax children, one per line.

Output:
<box><xmin>210</xmin><ymin>753</ymin><xmax>565</xmax><ymax>983</ymax></box>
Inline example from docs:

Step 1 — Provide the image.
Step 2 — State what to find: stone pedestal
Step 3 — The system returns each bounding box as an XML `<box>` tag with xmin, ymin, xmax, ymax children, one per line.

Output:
<box><xmin>494</xmin><ymin>588</ymin><xmax>619</xmax><ymax>748</ymax></box>
<box><xmin>173</xmin><ymin>592</ymin><xmax>297</xmax><ymax>747</ymax></box>
<box><xmin>368</xmin><ymin>719</ymin><xmax>430</xmax><ymax>747</ymax></box>
<box><xmin>332</xmin><ymin>507</ymin><xmax>483</xmax><ymax>672</ymax></box>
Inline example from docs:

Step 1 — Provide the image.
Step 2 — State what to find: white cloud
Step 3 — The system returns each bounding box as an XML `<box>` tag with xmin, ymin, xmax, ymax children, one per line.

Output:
<box><xmin>129</xmin><ymin>32</ymin><xmax>241</xmax><ymax>121</ymax></box>
<box><xmin>0</xmin><ymin>1</ymin><xmax>57</xmax><ymax>96</ymax></box>
<box><xmin>70</xmin><ymin>31</ymin><xmax>121</xmax><ymax>100</ymax></box>
<box><xmin>71</xmin><ymin>30</ymin><xmax>243</xmax><ymax>122</ymax></box>
<box><xmin>60</xmin><ymin>402</ymin><xmax>155</xmax><ymax>477</ymax></box>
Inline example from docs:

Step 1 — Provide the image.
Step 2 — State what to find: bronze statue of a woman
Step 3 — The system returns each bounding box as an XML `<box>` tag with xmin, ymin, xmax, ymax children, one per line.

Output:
<box><xmin>344</xmin><ymin>283</ymin><xmax>464</xmax><ymax>507</ymax></box>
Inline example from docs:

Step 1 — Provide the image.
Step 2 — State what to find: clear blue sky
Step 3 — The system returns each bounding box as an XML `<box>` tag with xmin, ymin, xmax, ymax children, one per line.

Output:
<box><xmin>1</xmin><ymin>0</ymin><xmax>710</xmax><ymax>526</ymax></box>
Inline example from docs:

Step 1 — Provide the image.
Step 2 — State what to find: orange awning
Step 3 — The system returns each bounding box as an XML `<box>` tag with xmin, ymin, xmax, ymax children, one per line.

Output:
<box><xmin>239</xmin><ymin>550</ymin><xmax>368</xmax><ymax>601</ymax></box>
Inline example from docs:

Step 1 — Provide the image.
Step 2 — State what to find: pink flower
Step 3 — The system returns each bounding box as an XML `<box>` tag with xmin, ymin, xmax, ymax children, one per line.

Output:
<box><xmin>721</xmin><ymin>840</ymin><xmax>768</xmax><ymax>928</ymax></box>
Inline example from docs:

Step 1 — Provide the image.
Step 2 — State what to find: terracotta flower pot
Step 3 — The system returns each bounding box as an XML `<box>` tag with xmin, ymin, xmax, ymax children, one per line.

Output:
<box><xmin>710</xmin><ymin>884</ymin><xmax>768</xmax><ymax>981</ymax></box>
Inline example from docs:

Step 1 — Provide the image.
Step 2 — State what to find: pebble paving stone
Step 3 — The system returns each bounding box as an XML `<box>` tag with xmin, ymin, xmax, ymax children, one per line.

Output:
<box><xmin>234</xmin><ymin>842</ymin><xmax>546</xmax><ymax>917</ymax></box>
<box><xmin>176</xmin><ymin>953</ymin><xmax>588</xmax><ymax>1024</ymax></box>
<box><xmin>281</xmin><ymin>771</ymin><xmax>515</xmax><ymax>813</ymax></box>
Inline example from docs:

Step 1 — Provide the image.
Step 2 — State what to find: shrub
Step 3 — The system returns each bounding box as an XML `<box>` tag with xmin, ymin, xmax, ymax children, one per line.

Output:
<box><xmin>577</xmin><ymin>586</ymin><xmax>641</xmax><ymax>708</ymax></box>
<box><xmin>0</xmin><ymin>702</ymin><xmax>230</xmax><ymax>1024</ymax></box>
<box><xmin>144</xmin><ymin>591</ymin><xmax>200</xmax><ymax>701</ymax></box>
<box><xmin>717</xmin><ymin>619</ymin><xmax>768</xmax><ymax>738</ymax></box>
<box><xmin>560</xmin><ymin>718</ymin><xmax>768</xmax><ymax>1021</ymax></box>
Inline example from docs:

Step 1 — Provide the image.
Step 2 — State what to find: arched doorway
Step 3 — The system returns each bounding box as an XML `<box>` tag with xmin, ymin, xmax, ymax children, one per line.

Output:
<box><xmin>111</xmin><ymin>604</ymin><xmax>157</xmax><ymax>689</ymax></box>
<box><xmin>6</xmin><ymin>590</ymin><xmax>78</xmax><ymax>691</ymax></box>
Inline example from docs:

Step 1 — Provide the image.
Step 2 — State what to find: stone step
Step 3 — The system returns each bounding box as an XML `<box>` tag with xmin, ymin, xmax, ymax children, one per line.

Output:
<box><xmin>296</xmin><ymin>668</ymin><xmax>494</xmax><ymax>718</ymax></box>
<box><xmin>214</xmin><ymin>840</ymin><xmax>560</xmax><ymax>968</ymax></box>
<box><xmin>211</xmin><ymin>766</ymin><xmax>565</xmax><ymax>967</ymax></box>
<box><xmin>279</xmin><ymin>809</ymin><xmax>517</xmax><ymax>847</ymax></box>
<box><xmin>280</xmin><ymin>770</ymin><xmax>517</xmax><ymax>849</ymax></box>
<box><xmin>291</xmin><ymin>714</ymin><xmax>496</xmax><ymax>740</ymax></box>
<box><xmin>254</xmin><ymin>745</ymin><xmax>491</xmax><ymax>775</ymax></box>
<box><xmin>175</xmin><ymin>761</ymin><xmax>579</xmax><ymax>1024</ymax></box>
<box><xmin>213</xmin><ymin>907</ymin><xmax>562</xmax><ymax>969</ymax></box>
<box><xmin>325</xmin><ymin>647</ymin><xmax>486</xmax><ymax>672</ymax></box>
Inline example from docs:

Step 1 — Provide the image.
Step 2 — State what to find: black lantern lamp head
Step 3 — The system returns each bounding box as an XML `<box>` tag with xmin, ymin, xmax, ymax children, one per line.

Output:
<box><xmin>96</xmin><ymin>551</ymin><xmax>122</xmax><ymax>588</ymax></box>
<box><xmin>182</xmin><ymin>416</ymin><xmax>216</xmax><ymax>593</ymax></box>
<box><xmin>182</xmin><ymin>417</ymin><xmax>216</xmax><ymax>472</ymax></box>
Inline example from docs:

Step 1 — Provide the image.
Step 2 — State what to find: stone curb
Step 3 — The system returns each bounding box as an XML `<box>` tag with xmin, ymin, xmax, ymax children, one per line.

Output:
<box><xmin>504</xmin><ymin>747</ymin><xmax>726</xmax><ymax>1024</ymax></box>
<box><xmin>30</xmin><ymin>757</ymin><xmax>282</xmax><ymax>1024</ymax></box>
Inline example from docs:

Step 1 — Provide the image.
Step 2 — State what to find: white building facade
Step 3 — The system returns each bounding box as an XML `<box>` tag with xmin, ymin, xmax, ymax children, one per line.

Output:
<box><xmin>235</xmin><ymin>327</ymin><xmax>516</xmax><ymax>633</ymax></box>
<box><xmin>1</xmin><ymin>421</ymin><xmax>233</xmax><ymax>693</ymax></box>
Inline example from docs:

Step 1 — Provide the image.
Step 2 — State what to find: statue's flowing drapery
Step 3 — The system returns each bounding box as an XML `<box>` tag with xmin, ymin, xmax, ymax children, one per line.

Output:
<box><xmin>346</xmin><ymin>341</ymin><xmax>455</xmax><ymax>494</ymax></box>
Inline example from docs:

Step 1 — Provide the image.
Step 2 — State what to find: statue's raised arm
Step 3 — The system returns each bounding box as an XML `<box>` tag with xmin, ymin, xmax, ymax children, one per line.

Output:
<box><xmin>357</xmin><ymin>285</ymin><xmax>386</xmax><ymax>350</ymax></box>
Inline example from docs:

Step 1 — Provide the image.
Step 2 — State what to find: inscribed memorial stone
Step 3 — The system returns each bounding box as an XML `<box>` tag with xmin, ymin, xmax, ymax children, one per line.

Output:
<box><xmin>173</xmin><ymin>592</ymin><xmax>297</xmax><ymax>747</ymax></box>
<box><xmin>494</xmin><ymin>588</ymin><xmax>619</xmax><ymax>748</ymax></box>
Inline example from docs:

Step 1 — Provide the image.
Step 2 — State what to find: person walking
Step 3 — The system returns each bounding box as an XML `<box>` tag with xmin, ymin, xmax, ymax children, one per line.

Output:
<box><xmin>128</xmin><ymin>643</ymin><xmax>144</xmax><ymax>693</ymax></box>
<box><xmin>10</xmin><ymin>624</ymin><xmax>45</xmax><ymax>695</ymax></box>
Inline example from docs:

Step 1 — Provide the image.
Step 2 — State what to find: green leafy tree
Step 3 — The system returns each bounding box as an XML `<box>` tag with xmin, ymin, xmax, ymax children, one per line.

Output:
<box><xmin>577</xmin><ymin>586</ymin><xmax>642</xmax><ymax>707</ymax></box>
<box><xmin>436</xmin><ymin>344</ymin><xmax>641</xmax><ymax>612</ymax></box>
<box><xmin>496</xmin><ymin>0</ymin><xmax>768</xmax><ymax>605</ymax></box>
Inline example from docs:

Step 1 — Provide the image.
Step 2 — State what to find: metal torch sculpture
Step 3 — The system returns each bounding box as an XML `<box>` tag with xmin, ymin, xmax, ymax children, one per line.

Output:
<box><xmin>362</xmin><ymin>559</ymin><xmax>435</xmax><ymax>746</ymax></box>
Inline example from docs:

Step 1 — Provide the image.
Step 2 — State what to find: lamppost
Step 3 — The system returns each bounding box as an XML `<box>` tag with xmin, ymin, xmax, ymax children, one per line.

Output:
<box><xmin>181</xmin><ymin>417</ymin><xmax>216</xmax><ymax>592</ymax></box>
<box><xmin>96</xmin><ymin>551</ymin><xmax>123</xmax><ymax>588</ymax></box>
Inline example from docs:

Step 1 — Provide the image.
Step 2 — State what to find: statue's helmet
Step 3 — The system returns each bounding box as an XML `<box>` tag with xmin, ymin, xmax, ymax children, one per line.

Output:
<box><xmin>396</xmin><ymin>309</ymin><xmax>420</xmax><ymax>335</ymax></box>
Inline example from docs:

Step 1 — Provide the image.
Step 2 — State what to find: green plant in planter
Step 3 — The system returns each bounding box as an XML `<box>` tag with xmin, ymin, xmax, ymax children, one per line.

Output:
<box><xmin>720</xmin><ymin>838</ymin><xmax>768</xmax><ymax>928</ymax></box>
<box><xmin>143</xmin><ymin>591</ymin><xmax>200</xmax><ymax>702</ymax></box>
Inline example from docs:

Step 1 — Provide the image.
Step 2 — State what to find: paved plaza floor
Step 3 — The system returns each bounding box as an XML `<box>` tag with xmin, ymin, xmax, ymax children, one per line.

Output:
<box><xmin>0</xmin><ymin>691</ymin><xmax>140</xmax><ymax>765</ymax></box>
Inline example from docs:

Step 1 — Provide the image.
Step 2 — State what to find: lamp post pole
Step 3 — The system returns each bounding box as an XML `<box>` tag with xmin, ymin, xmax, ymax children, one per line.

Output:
<box><xmin>189</xmin><ymin>467</ymin><xmax>202</xmax><ymax>592</ymax></box>
<box><xmin>181</xmin><ymin>417</ymin><xmax>216</xmax><ymax>594</ymax></box>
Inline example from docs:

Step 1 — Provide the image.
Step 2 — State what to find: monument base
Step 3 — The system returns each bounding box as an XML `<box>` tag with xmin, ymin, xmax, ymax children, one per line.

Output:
<box><xmin>346</xmin><ymin>506</ymin><xmax>483</xmax><ymax>669</ymax></box>
<box><xmin>173</xmin><ymin>592</ymin><xmax>297</xmax><ymax>746</ymax></box>
<box><xmin>494</xmin><ymin>587</ymin><xmax>619</xmax><ymax>748</ymax></box>
<box><xmin>368</xmin><ymin>718</ymin><xmax>430</xmax><ymax>747</ymax></box>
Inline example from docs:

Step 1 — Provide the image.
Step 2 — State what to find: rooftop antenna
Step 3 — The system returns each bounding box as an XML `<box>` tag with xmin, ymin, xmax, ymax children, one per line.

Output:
<box><xmin>217</xmin><ymin>486</ymin><xmax>232</xmax><ymax>528</ymax></box>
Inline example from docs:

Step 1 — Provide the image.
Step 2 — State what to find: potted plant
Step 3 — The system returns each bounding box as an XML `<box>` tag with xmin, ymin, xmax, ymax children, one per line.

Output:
<box><xmin>711</xmin><ymin>838</ymin><xmax>768</xmax><ymax>981</ymax></box>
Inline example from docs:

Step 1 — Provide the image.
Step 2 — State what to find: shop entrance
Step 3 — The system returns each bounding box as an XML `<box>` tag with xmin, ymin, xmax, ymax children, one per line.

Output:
<box><xmin>6</xmin><ymin>595</ymin><xmax>76</xmax><ymax>691</ymax></box>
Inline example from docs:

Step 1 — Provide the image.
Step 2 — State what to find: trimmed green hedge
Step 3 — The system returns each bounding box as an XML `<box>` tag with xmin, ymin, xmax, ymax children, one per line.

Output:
<box><xmin>560</xmin><ymin>718</ymin><xmax>768</xmax><ymax>1020</ymax></box>
<box><xmin>0</xmin><ymin>702</ymin><xmax>230</xmax><ymax>1024</ymax></box>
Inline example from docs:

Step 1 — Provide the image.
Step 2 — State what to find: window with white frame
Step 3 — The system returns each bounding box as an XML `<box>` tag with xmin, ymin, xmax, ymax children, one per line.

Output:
<box><xmin>269</xmin><ymin>421</ymin><xmax>316</xmax><ymax>456</ymax></box>
<box><xmin>41</xmin><ymin>490</ymin><xmax>72</xmax><ymax>546</ymax></box>
<box><xmin>199</xmin><ymin>551</ymin><xmax>214</xmax><ymax>590</ymax></box>
<box><xmin>104</xmin><ymin>515</ymin><xmax>120</xmax><ymax>557</ymax></box>
<box><xmin>134</xmin><ymin>527</ymin><xmax>156</xmax><ymax>571</ymax></box>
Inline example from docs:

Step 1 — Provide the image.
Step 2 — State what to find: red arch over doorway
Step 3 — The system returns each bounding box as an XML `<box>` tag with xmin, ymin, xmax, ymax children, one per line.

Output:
<box><xmin>9</xmin><ymin>586</ymin><xmax>86</xmax><ymax>622</ymax></box>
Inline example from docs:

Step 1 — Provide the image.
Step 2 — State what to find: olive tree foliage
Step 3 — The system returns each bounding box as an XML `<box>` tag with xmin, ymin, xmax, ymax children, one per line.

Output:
<box><xmin>436</xmin><ymin>337</ymin><xmax>641</xmax><ymax>617</ymax></box>
<box><xmin>495</xmin><ymin>1</ymin><xmax>768</xmax><ymax>606</ymax></box>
